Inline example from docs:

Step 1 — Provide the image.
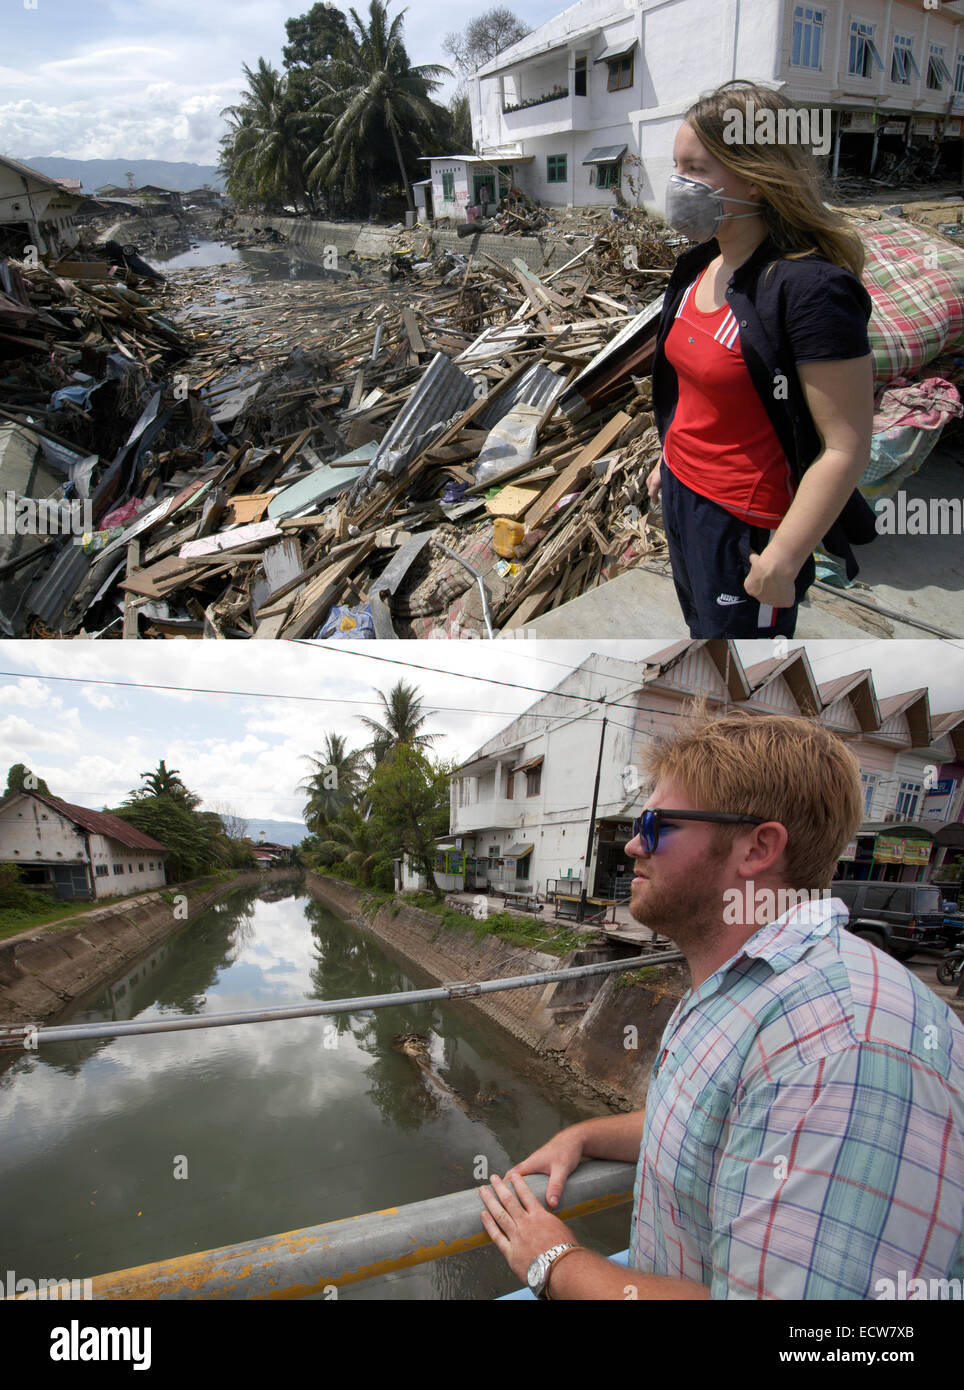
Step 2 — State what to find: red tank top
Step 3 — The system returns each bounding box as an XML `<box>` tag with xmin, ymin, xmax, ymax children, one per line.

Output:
<box><xmin>663</xmin><ymin>267</ymin><xmax>795</xmax><ymax>526</ymax></box>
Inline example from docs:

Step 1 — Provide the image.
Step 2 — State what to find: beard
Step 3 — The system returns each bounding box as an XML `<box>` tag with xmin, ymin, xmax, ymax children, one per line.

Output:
<box><xmin>628</xmin><ymin>842</ymin><xmax>731</xmax><ymax>950</ymax></box>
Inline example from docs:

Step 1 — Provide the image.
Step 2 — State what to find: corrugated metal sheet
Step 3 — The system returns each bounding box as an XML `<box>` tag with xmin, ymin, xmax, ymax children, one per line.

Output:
<box><xmin>22</xmin><ymin>541</ymin><xmax>91</xmax><ymax>630</ymax></box>
<box><xmin>583</xmin><ymin>145</ymin><xmax>628</xmax><ymax>164</ymax></box>
<box><xmin>476</xmin><ymin>360</ymin><xmax>564</xmax><ymax>430</ymax></box>
<box><xmin>558</xmin><ymin>294</ymin><xmax>664</xmax><ymax>420</ymax></box>
<box><xmin>349</xmin><ymin>352</ymin><xmax>477</xmax><ymax>503</ymax></box>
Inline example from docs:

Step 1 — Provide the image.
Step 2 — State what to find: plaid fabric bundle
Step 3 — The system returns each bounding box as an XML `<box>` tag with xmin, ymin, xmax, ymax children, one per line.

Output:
<box><xmin>860</xmin><ymin>216</ymin><xmax>964</xmax><ymax>384</ymax></box>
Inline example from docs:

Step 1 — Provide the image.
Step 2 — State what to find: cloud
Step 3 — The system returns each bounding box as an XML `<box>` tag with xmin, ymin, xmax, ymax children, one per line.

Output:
<box><xmin>80</xmin><ymin>685</ymin><xmax>117</xmax><ymax>711</ymax></box>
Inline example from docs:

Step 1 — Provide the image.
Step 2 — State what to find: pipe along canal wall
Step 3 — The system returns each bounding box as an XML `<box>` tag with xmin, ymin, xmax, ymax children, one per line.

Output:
<box><xmin>306</xmin><ymin>873</ymin><xmax>687</xmax><ymax>1109</ymax></box>
<box><xmin>0</xmin><ymin>869</ymin><xmax>300</xmax><ymax>1027</ymax></box>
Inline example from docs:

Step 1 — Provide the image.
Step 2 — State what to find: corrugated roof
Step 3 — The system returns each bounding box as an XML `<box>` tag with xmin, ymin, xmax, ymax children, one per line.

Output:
<box><xmin>0</xmin><ymin>154</ymin><xmax>64</xmax><ymax>190</ymax></box>
<box><xmin>11</xmin><ymin>791</ymin><xmax>169</xmax><ymax>852</ymax></box>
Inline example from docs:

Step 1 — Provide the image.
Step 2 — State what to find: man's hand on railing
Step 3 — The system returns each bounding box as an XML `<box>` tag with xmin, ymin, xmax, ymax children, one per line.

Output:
<box><xmin>505</xmin><ymin>1129</ymin><xmax>586</xmax><ymax>1210</ymax></box>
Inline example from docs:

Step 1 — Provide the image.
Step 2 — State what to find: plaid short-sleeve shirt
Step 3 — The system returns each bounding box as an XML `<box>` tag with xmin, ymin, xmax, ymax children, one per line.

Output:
<box><xmin>629</xmin><ymin>898</ymin><xmax>964</xmax><ymax>1299</ymax></box>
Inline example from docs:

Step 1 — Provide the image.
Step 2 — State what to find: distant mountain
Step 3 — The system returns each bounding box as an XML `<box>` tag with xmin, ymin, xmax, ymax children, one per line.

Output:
<box><xmin>16</xmin><ymin>157</ymin><xmax>225</xmax><ymax>194</ymax></box>
<box><xmin>244</xmin><ymin>819</ymin><xmax>308</xmax><ymax>848</ymax></box>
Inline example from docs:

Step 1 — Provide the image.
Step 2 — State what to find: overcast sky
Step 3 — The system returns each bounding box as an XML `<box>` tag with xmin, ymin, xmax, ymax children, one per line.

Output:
<box><xmin>0</xmin><ymin>0</ymin><xmax>562</xmax><ymax>165</ymax></box>
<box><xmin>0</xmin><ymin>639</ymin><xmax>961</xmax><ymax>829</ymax></box>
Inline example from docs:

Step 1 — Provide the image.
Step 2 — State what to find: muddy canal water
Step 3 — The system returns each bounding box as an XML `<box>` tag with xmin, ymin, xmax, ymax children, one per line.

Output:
<box><xmin>0</xmin><ymin>884</ymin><xmax>631</xmax><ymax>1299</ymax></box>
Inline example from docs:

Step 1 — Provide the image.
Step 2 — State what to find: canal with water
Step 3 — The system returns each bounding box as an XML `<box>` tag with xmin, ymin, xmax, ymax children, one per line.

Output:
<box><xmin>0</xmin><ymin>883</ymin><xmax>631</xmax><ymax>1299</ymax></box>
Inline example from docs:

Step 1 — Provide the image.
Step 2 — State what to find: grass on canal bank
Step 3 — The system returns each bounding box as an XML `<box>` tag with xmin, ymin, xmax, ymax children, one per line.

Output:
<box><xmin>0</xmin><ymin>869</ymin><xmax>242</xmax><ymax>941</ymax></box>
<box><xmin>329</xmin><ymin>879</ymin><xmax>589</xmax><ymax>958</ymax></box>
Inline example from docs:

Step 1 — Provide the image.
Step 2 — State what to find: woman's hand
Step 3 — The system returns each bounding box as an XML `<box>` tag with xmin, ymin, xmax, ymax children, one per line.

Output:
<box><xmin>744</xmin><ymin>548</ymin><xmax>798</xmax><ymax>608</ymax></box>
<box><xmin>646</xmin><ymin>466</ymin><xmax>662</xmax><ymax>505</ymax></box>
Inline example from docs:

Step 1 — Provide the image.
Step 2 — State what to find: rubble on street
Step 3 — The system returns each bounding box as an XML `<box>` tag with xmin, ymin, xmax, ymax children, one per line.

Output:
<box><xmin>0</xmin><ymin>203</ymin><xmax>961</xmax><ymax>639</ymax></box>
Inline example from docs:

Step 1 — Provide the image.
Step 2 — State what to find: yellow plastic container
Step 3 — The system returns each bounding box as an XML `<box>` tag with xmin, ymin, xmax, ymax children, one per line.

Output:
<box><xmin>493</xmin><ymin>517</ymin><xmax>526</xmax><ymax>557</ymax></box>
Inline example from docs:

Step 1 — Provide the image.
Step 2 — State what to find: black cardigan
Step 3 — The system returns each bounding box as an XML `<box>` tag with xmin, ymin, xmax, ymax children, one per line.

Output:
<box><xmin>652</xmin><ymin>236</ymin><xmax>878</xmax><ymax>578</ymax></box>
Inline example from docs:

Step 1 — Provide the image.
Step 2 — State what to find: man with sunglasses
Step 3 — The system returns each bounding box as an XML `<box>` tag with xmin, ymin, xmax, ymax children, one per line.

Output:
<box><xmin>479</xmin><ymin>714</ymin><xmax>964</xmax><ymax>1300</ymax></box>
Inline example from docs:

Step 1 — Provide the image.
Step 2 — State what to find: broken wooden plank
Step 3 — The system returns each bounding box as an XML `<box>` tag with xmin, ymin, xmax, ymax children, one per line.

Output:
<box><xmin>523</xmin><ymin>411</ymin><xmax>632</xmax><ymax>530</ymax></box>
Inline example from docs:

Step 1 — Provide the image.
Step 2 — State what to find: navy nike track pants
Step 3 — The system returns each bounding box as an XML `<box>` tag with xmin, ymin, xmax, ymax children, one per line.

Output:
<box><xmin>659</xmin><ymin>462</ymin><xmax>816</xmax><ymax>638</ymax></box>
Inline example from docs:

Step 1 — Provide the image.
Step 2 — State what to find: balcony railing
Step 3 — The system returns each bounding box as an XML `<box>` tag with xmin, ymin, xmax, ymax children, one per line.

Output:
<box><xmin>502</xmin><ymin>87</ymin><xmax>569</xmax><ymax>113</ymax></box>
<box><xmin>453</xmin><ymin>799</ymin><xmax>522</xmax><ymax>833</ymax></box>
<box><xmin>38</xmin><ymin>1161</ymin><xmax>636</xmax><ymax>1299</ymax></box>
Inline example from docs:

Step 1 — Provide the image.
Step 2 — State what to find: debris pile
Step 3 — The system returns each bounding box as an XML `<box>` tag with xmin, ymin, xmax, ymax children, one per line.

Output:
<box><xmin>8</xmin><ymin>200</ymin><xmax>957</xmax><ymax>640</ymax></box>
<box><xmin>0</xmin><ymin>223</ymin><xmax>675</xmax><ymax>637</ymax></box>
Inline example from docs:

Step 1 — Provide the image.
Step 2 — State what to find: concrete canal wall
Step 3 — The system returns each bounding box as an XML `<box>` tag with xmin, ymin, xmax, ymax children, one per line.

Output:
<box><xmin>306</xmin><ymin>872</ymin><xmax>687</xmax><ymax>1109</ymax></box>
<box><xmin>235</xmin><ymin>214</ymin><xmax>593</xmax><ymax>276</ymax></box>
<box><xmin>0</xmin><ymin>868</ymin><xmax>300</xmax><ymax>1026</ymax></box>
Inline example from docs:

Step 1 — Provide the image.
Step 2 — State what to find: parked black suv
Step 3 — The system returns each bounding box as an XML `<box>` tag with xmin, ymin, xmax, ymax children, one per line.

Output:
<box><xmin>830</xmin><ymin>881</ymin><xmax>947</xmax><ymax>959</ymax></box>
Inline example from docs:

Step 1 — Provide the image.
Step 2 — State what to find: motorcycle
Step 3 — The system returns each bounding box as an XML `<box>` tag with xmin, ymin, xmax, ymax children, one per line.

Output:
<box><xmin>936</xmin><ymin>945</ymin><xmax>964</xmax><ymax>987</ymax></box>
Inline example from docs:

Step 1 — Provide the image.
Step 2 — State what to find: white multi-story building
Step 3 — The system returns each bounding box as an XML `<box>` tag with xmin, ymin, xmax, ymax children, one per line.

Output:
<box><xmin>420</xmin><ymin>0</ymin><xmax>964</xmax><ymax>215</ymax></box>
<box><xmin>429</xmin><ymin>641</ymin><xmax>964</xmax><ymax>898</ymax></box>
<box><xmin>0</xmin><ymin>791</ymin><xmax>169</xmax><ymax>900</ymax></box>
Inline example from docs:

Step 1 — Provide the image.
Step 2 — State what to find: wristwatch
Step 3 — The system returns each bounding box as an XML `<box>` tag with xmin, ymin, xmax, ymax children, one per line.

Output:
<box><xmin>527</xmin><ymin>1243</ymin><xmax>581</xmax><ymax>1300</ymax></box>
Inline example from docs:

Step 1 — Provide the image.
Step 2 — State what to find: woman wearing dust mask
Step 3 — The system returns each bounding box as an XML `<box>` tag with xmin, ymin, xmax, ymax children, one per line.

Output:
<box><xmin>647</xmin><ymin>80</ymin><xmax>876</xmax><ymax>638</ymax></box>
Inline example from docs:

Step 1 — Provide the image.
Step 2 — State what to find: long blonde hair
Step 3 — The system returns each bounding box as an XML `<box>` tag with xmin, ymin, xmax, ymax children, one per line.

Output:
<box><xmin>684</xmin><ymin>81</ymin><xmax>865</xmax><ymax>278</ymax></box>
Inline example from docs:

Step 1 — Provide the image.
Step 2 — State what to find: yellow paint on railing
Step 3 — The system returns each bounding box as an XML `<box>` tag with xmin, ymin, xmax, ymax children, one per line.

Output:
<box><xmin>80</xmin><ymin>1188</ymin><xmax>633</xmax><ymax>1300</ymax></box>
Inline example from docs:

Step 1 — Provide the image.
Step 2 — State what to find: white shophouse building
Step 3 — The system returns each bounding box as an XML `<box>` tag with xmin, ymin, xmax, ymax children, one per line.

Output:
<box><xmin>419</xmin><ymin>0</ymin><xmax>964</xmax><ymax>214</ymax></box>
<box><xmin>0</xmin><ymin>791</ymin><xmax>169</xmax><ymax>900</ymax></box>
<box><xmin>416</xmin><ymin>641</ymin><xmax>964</xmax><ymax>899</ymax></box>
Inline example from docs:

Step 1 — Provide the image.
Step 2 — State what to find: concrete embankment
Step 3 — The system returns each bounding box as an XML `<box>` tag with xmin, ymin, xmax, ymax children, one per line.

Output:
<box><xmin>236</xmin><ymin>214</ymin><xmax>593</xmax><ymax>275</ymax></box>
<box><xmin>306</xmin><ymin>872</ymin><xmax>686</xmax><ymax>1109</ymax></box>
<box><xmin>0</xmin><ymin>869</ymin><xmax>300</xmax><ymax>1026</ymax></box>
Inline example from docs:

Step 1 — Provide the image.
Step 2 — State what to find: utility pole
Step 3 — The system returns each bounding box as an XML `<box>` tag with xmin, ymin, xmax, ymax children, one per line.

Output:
<box><xmin>577</xmin><ymin>714</ymin><xmax>607</xmax><ymax>924</ymax></box>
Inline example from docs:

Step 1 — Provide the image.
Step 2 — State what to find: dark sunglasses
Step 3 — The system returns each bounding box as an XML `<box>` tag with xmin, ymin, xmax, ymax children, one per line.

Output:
<box><xmin>631</xmin><ymin>808</ymin><xmax>767</xmax><ymax>854</ymax></box>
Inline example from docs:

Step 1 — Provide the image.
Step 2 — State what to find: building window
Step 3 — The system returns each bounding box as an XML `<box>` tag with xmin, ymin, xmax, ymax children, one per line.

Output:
<box><xmin>516</xmin><ymin>853</ymin><xmax>530</xmax><ymax>881</ymax></box>
<box><xmin>895</xmin><ymin>780</ymin><xmax>921</xmax><ymax>819</ymax></box>
<box><xmin>488</xmin><ymin>844</ymin><xmax>501</xmax><ymax>859</ymax></box>
<box><xmin>849</xmin><ymin>21</ymin><xmax>883</xmax><ymax>78</ymax></box>
<box><xmin>860</xmin><ymin>771</ymin><xmax>879</xmax><ymax>816</ymax></box>
<box><xmin>95</xmin><ymin>864</ymin><xmax>108</xmax><ymax>877</ymax></box>
<box><xmin>927</xmin><ymin>45</ymin><xmax>952</xmax><ymax>91</ymax></box>
<box><xmin>607</xmin><ymin>55</ymin><xmax>633</xmax><ymax>91</ymax></box>
<box><xmin>138</xmin><ymin>863</ymin><xmax>144</xmax><ymax>872</ymax></box>
<box><xmin>113</xmin><ymin>863</ymin><xmax>124</xmax><ymax>874</ymax></box>
<box><xmin>505</xmin><ymin>773</ymin><xmax>514</xmax><ymax>800</ymax></box>
<box><xmin>574</xmin><ymin>56</ymin><xmax>587</xmax><ymax>96</ymax></box>
<box><xmin>441</xmin><ymin>171</ymin><xmax>455</xmax><ymax>201</ymax></box>
<box><xmin>891</xmin><ymin>34</ymin><xmax>921</xmax><ymax>85</ymax></box>
<box><xmin>595</xmin><ymin>161</ymin><xmax>621</xmax><ymax>189</ymax></box>
<box><xmin>546</xmin><ymin>154</ymin><xmax>567</xmax><ymax>183</ymax></box>
<box><xmin>955</xmin><ymin>53</ymin><xmax>964</xmax><ymax>96</ymax></box>
<box><xmin>791</xmin><ymin>6</ymin><xmax>824</xmax><ymax>69</ymax></box>
<box><xmin>526</xmin><ymin>767</ymin><xmax>541</xmax><ymax>797</ymax></box>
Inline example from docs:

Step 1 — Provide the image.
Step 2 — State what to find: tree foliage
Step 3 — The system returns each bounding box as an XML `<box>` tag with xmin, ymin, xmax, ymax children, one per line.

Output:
<box><xmin>307</xmin><ymin>1</ymin><xmax>451</xmax><ymax>212</ymax></box>
<box><xmin>300</xmin><ymin>732</ymin><xmax>368</xmax><ymax>835</ymax></box>
<box><xmin>284</xmin><ymin>2</ymin><xmax>352</xmax><ymax>68</ymax></box>
<box><xmin>357</xmin><ymin>679</ymin><xmax>439</xmax><ymax>767</ymax></box>
<box><xmin>442</xmin><ymin>7</ymin><xmax>531</xmax><ymax>76</ymax></box>
<box><xmin>5</xmin><ymin>763</ymin><xmax>53</xmax><ymax>798</ymax></box>
<box><xmin>368</xmin><ymin>746</ymin><xmax>454</xmax><ymax>899</ymax></box>
<box><xmin>113</xmin><ymin>768</ymin><xmax>254</xmax><ymax>882</ymax></box>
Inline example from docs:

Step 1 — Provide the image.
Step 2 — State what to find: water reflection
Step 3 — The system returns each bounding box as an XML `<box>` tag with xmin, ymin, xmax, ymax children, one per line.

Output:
<box><xmin>0</xmin><ymin>884</ymin><xmax>630</xmax><ymax>1296</ymax></box>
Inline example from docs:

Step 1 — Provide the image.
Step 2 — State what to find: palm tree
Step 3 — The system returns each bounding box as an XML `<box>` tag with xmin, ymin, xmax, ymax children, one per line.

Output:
<box><xmin>357</xmin><ymin>680</ymin><xmax>439</xmax><ymax>766</ymax></box>
<box><xmin>133</xmin><ymin>760</ymin><xmax>198</xmax><ymax>807</ymax></box>
<box><xmin>316</xmin><ymin>806</ymin><xmax>381</xmax><ymax>885</ymax></box>
<box><xmin>307</xmin><ymin>1</ymin><xmax>450</xmax><ymax>212</ymax></box>
<box><xmin>220</xmin><ymin>58</ymin><xmax>318</xmax><ymax>212</ymax></box>
<box><xmin>300</xmin><ymin>733</ymin><xmax>367</xmax><ymax>834</ymax></box>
